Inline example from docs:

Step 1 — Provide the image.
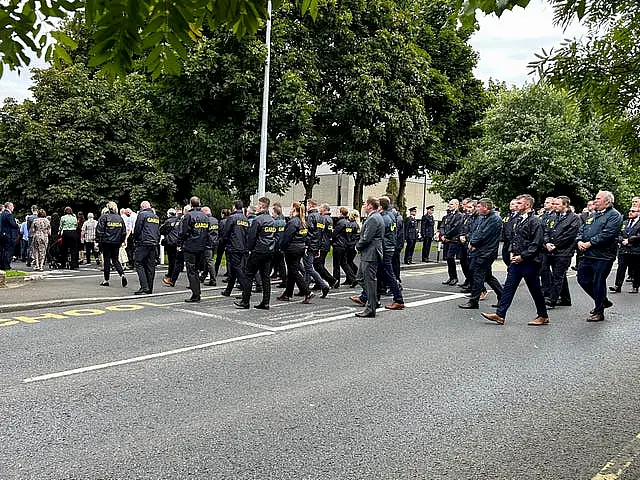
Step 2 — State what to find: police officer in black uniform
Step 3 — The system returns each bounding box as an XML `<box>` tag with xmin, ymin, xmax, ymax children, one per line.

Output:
<box><xmin>392</xmin><ymin>206</ymin><xmax>404</xmax><ymax>282</ymax></box>
<box><xmin>440</xmin><ymin>199</ymin><xmax>463</xmax><ymax>285</ymax></box>
<box><xmin>96</xmin><ymin>201</ymin><xmax>128</xmax><ymax>288</ymax></box>
<box><xmin>235</xmin><ymin>197</ymin><xmax>276</xmax><ymax>309</ymax></box>
<box><xmin>178</xmin><ymin>196</ymin><xmax>210</xmax><ymax>302</ymax></box>
<box><xmin>421</xmin><ymin>205</ymin><xmax>435</xmax><ymax>262</ymax></box>
<box><xmin>160</xmin><ymin>207</ymin><xmax>181</xmax><ymax>282</ymax></box>
<box><xmin>315</xmin><ymin>203</ymin><xmax>338</xmax><ymax>288</ymax></box>
<box><xmin>221</xmin><ymin>200</ymin><xmax>249</xmax><ymax>298</ymax></box>
<box><xmin>404</xmin><ymin>206</ymin><xmax>418</xmax><ymax>264</ymax></box>
<box><xmin>501</xmin><ymin>199</ymin><xmax>519</xmax><ymax>266</ymax></box>
<box><xmin>133</xmin><ymin>200</ymin><xmax>160</xmax><ymax>294</ymax></box>
<box><xmin>271</xmin><ymin>203</ymin><xmax>287</xmax><ymax>287</ymax></box>
<box><xmin>199</xmin><ymin>206</ymin><xmax>219</xmax><ymax>286</ymax></box>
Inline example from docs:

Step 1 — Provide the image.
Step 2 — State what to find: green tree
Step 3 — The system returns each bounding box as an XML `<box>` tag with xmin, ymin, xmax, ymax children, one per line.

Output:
<box><xmin>0</xmin><ymin>64</ymin><xmax>174</xmax><ymax>214</ymax></box>
<box><xmin>0</xmin><ymin>0</ymin><xmax>318</xmax><ymax>79</ymax></box>
<box><xmin>433</xmin><ymin>83</ymin><xmax>629</xmax><ymax>211</ymax></box>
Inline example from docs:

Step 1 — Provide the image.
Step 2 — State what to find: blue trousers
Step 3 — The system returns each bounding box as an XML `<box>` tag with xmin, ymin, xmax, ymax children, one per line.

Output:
<box><xmin>496</xmin><ymin>262</ymin><xmax>547</xmax><ymax>320</ymax></box>
<box><xmin>577</xmin><ymin>257</ymin><xmax>614</xmax><ymax>314</ymax></box>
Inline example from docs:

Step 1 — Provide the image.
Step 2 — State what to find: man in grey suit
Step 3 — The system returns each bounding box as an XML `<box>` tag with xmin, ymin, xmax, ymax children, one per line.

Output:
<box><xmin>350</xmin><ymin>197</ymin><xmax>385</xmax><ymax>318</ymax></box>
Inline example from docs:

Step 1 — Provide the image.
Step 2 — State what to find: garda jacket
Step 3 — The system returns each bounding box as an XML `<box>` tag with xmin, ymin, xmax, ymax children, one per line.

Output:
<box><xmin>510</xmin><ymin>211</ymin><xmax>544</xmax><ymax>264</ymax></box>
<box><xmin>206</xmin><ymin>215</ymin><xmax>219</xmax><ymax>250</ymax></box>
<box><xmin>381</xmin><ymin>210</ymin><xmax>397</xmax><ymax>254</ymax></box>
<box><xmin>179</xmin><ymin>207</ymin><xmax>210</xmax><ymax>253</ymax></box>
<box><xmin>160</xmin><ymin>215</ymin><xmax>181</xmax><ymax>247</ymax></box>
<box><xmin>280</xmin><ymin>216</ymin><xmax>307</xmax><ymax>252</ymax></box>
<box><xmin>223</xmin><ymin>209</ymin><xmax>248</xmax><ymax>254</ymax></box>
<box><xmin>543</xmin><ymin>211</ymin><xmax>581</xmax><ymax>257</ymax></box>
<box><xmin>96</xmin><ymin>213</ymin><xmax>126</xmax><ymax>245</ymax></box>
<box><xmin>133</xmin><ymin>208</ymin><xmax>160</xmax><ymax>246</ymax></box>
<box><xmin>247</xmin><ymin>211</ymin><xmax>276</xmax><ymax>253</ymax></box>
<box><xmin>306</xmin><ymin>209</ymin><xmax>322</xmax><ymax>252</ymax></box>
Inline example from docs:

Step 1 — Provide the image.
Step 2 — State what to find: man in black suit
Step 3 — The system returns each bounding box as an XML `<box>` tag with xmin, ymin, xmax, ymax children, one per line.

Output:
<box><xmin>0</xmin><ymin>202</ymin><xmax>19</xmax><ymax>270</ymax></box>
<box><xmin>421</xmin><ymin>205</ymin><xmax>435</xmax><ymax>262</ymax></box>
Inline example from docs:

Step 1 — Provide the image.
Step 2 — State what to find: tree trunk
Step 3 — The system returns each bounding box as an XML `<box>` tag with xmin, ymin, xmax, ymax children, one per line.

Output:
<box><xmin>301</xmin><ymin>160</ymin><xmax>318</xmax><ymax>203</ymax></box>
<box><xmin>397</xmin><ymin>171</ymin><xmax>408</xmax><ymax>216</ymax></box>
<box><xmin>353</xmin><ymin>175</ymin><xmax>365</xmax><ymax>211</ymax></box>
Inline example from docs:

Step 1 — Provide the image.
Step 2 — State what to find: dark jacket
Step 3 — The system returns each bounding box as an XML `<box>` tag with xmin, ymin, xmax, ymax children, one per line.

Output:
<box><xmin>576</xmin><ymin>206</ymin><xmax>623</xmax><ymax>261</ymax></box>
<box><xmin>179</xmin><ymin>208</ymin><xmax>210</xmax><ymax>253</ymax></box>
<box><xmin>421</xmin><ymin>213</ymin><xmax>434</xmax><ymax>238</ymax></box>
<box><xmin>217</xmin><ymin>216</ymin><xmax>229</xmax><ymax>250</ymax></box>
<box><xmin>404</xmin><ymin>215</ymin><xmax>417</xmax><ymax>241</ymax></box>
<box><xmin>222</xmin><ymin>209</ymin><xmax>248</xmax><ymax>254</ymax></box>
<box><xmin>395</xmin><ymin>212</ymin><xmax>405</xmax><ymax>250</ymax></box>
<box><xmin>306</xmin><ymin>209</ymin><xmax>322</xmax><ymax>252</ymax></box>
<box><xmin>346</xmin><ymin>220</ymin><xmax>360</xmax><ymax>249</ymax></box>
<box><xmin>96</xmin><ymin>213</ymin><xmax>126</xmax><ymax>245</ymax></box>
<box><xmin>273</xmin><ymin>214</ymin><xmax>286</xmax><ymax>252</ymax></box>
<box><xmin>206</xmin><ymin>215</ymin><xmax>219</xmax><ymax>250</ymax></box>
<box><xmin>280</xmin><ymin>216</ymin><xmax>307</xmax><ymax>252</ymax></box>
<box><xmin>381</xmin><ymin>210</ymin><xmax>397</xmax><ymax>254</ymax></box>
<box><xmin>133</xmin><ymin>208</ymin><xmax>160</xmax><ymax>246</ymax></box>
<box><xmin>440</xmin><ymin>210</ymin><xmax>462</xmax><ymax>242</ymax></box>
<box><xmin>619</xmin><ymin>218</ymin><xmax>640</xmax><ymax>255</ymax></box>
<box><xmin>319</xmin><ymin>213</ymin><xmax>333</xmax><ymax>252</ymax></box>
<box><xmin>357</xmin><ymin>212</ymin><xmax>384</xmax><ymax>262</ymax></box>
<box><xmin>469</xmin><ymin>212</ymin><xmax>501</xmax><ymax>260</ymax></box>
<box><xmin>543</xmin><ymin>211</ymin><xmax>581</xmax><ymax>257</ymax></box>
<box><xmin>509</xmin><ymin>211</ymin><xmax>544</xmax><ymax>264</ymax></box>
<box><xmin>160</xmin><ymin>215</ymin><xmax>181</xmax><ymax>247</ymax></box>
<box><xmin>0</xmin><ymin>210</ymin><xmax>19</xmax><ymax>243</ymax></box>
<box><xmin>332</xmin><ymin>216</ymin><xmax>349</xmax><ymax>249</ymax></box>
<box><xmin>247</xmin><ymin>211</ymin><xmax>276</xmax><ymax>254</ymax></box>
<box><xmin>501</xmin><ymin>211</ymin><xmax>519</xmax><ymax>244</ymax></box>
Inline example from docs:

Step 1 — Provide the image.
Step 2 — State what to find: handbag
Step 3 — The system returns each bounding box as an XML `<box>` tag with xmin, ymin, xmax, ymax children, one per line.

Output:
<box><xmin>118</xmin><ymin>246</ymin><xmax>129</xmax><ymax>264</ymax></box>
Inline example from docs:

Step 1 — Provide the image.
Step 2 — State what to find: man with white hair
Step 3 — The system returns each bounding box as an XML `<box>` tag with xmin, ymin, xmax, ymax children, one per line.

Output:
<box><xmin>132</xmin><ymin>200</ymin><xmax>160</xmax><ymax>294</ymax></box>
<box><xmin>575</xmin><ymin>190</ymin><xmax>622</xmax><ymax>322</ymax></box>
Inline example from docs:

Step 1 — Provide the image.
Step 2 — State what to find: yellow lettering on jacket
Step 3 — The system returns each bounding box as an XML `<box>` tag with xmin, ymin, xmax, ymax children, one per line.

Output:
<box><xmin>318</xmin><ymin>223</ymin><xmax>325</xmax><ymax>229</ymax></box>
<box><xmin>209</xmin><ymin>224</ymin><xmax>219</xmax><ymax>230</ymax></box>
<box><xmin>237</xmin><ymin>220</ymin><xmax>249</xmax><ymax>227</ymax></box>
<box><xmin>194</xmin><ymin>222</ymin><xmax>209</xmax><ymax>229</ymax></box>
<box><xmin>147</xmin><ymin>217</ymin><xmax>159</xmax><ymax>224</ymax></box>
<box><xmin>264</xmin><ymin>227</ymin><xmax>276</xmax><ymax>233</ymax></box>
<box><xmin>278</xmin><ymin>226</ymin><xmax>285</xmax><ymax>232</ymax></box>
<box><xmin>107</xmin><ymin>222</ymin><xmax>122</xmax><ymax>228</ymax></box>
<box><xmin>345</xmin><ymin>228</ymin><xmax>353</xmax><ymax>233</ymax></box>
<box><xmin>390</xmin><ymin>224</ymin><xmax>396</xmax><ymax>231</ymax></box>
<box><xmin>299</xmin><ymin>229</ymin><xmax>308</xmax><ymax>235</ymax></box>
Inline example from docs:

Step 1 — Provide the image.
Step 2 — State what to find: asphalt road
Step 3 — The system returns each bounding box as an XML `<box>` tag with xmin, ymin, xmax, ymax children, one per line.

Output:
<box><xmin>2</xmin><ymin>265</ymin><xmax>639</xmax><ymax>479</ymax></box>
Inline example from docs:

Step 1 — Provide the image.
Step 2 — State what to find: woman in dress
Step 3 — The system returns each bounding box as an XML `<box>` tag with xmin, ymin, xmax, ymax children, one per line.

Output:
<box><xmin>31</xmin><ymin>209</ymin><xmax>51</xmax><ymax>271</ymax></box>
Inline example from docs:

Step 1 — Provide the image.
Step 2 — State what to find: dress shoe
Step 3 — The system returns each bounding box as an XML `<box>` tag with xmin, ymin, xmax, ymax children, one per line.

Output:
<box><xmin>134</xmin><ymin>289</ymin><xmax>150</xmax><ymax>295</ymax></box>
<box><xmin>442</xmin><ymin>278</ymin><xmax>453</xmax><ymax>285</ymax></box>
<box><xmin>185</xmin><ymin>296</ymin><xmax>201</xmax><ymax>303</ymax></box>
<box><xmin>99</xmin><ymin>281</ymin><xmax>109</xmax><ymax>287</ymax></box>
<box><xmin>528</xmin><ymin>316</ymin><xmax>549</xmax><ymax>326</ymax></box>
<box><xmin>481</xmin><ymin>312</ymin><xmax>505</xmax><ymax>325</ymax></box>
<box><xmin>350</xmin><ymin>282</ymin><xmax>359</xmax><ymax>288</ymax></box>
<box><xmin>254</xmin><ymin>303</ymin><xmax>270</xmax><ymax>310</ymax></box>
<box><xmin>321</xmin><ymin>286</ymin><xmax>330</xmax><ymax>298</ymax></box>
<box><xmin>447</xmin><ymin>279</ymin><xmax>458</xmax><ymax>286</ymax></box>
<box><xmin>349</xmin><ymin>296</ymin><xmax>365</xmax><ymax>306</ymax></box>
<box><xmin>630</xmin><ymin>288</ymin><xmax>639</xmax><ymax>294</ymax></box>
<box><xmin>355</xmin><ymin>311</ymin><xmax>375</xmax><ymax>318</ymax></box>
<box><xmin>341</xmin><ymin>280</ymin><xmax>351</xmax><ymax>285</ymax></box>
<box><xmin>220</xmin><ymin>290</ymin><xmax>231</xmax><ymax>297</ymax></box>
<box><xmin>459</xmin><ymin>287</ymin><xmax>471</xmax><ymax>294</ymax></box>
<box><xmin>206</xmin><ymin>280</ymin><xmax>216</xmax><ymax>286</ymax></box>
<box><xmin>556</xmin><ymin>301</ymin><xmax>572</xmax><ymax>307</ymax></box>
<box><xmin>276</xmin><ymin>282</ymin><xmax>287</xmax><ymax>288</ymax></box>
<box><xmin>490</xmin><ymin>303</ymin><xmax>499</xmax><ymax>308</ymax></box>
<box><xmin>276</xmin><ymin>294</ymin><xmax>290</xmax><ymax>301</ymax></box>
<box><xmin>459</xmin><ymin>282</ymin><xmax>470</xmax><ymax>289</ymax></box>
<box><xmin>121</xmin><ymin>275</ymin><xmax>128</xmax><ymax>287</ymax></box>
<box><xmin>587</xmin><ymin>312</ymin><xmax>604</xmax><ymax>322</ymax></box>
<box><xmin>332</xmin><ymin>280</ymin><xmax>340</xmax><ymax>289</ymax></box>
<box><xmin>162</xmin><ymin>277</ymin><xmax>175</xmax><ymax>287</ymax></box>
<box><xmin>302</xmin><ymin>293</ymin><xmax>315</xmax><ymax>304</ymax></box>
<box><xmin>234</xmin><ymin>301</ymin><xmax>250</xmax><ymax>309</ymax></box>
<box><xmin>384</xmin><ymin>302</ymin><xmax>405</xmax><ymax>310</ymax></box>
<box><xmin>458</xmin><ymin>302</ymin><xmax>479</xmax><ymax>309</ymax></box>
<box><xmin>609</xmin><ymin>285</ymin><xmax>621</xmax><ymax>293</ymax></box>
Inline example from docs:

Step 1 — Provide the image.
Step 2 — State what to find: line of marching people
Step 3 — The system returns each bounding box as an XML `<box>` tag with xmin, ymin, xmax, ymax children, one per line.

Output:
<box><xmin>436</xmin><ymin>192</ymin><xmax>639</xmax><ymax>325</ymax></box>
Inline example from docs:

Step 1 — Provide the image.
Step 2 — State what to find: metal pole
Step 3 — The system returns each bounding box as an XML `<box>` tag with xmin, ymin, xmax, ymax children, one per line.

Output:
<box><xmin>422</xmin><ymin>171</ymin><xmax>427</xmax><ymax>213</ymax></box>
<box><xmin>257</xmin><ymin>0</ymin><xmax>272</xmax><ymax>198</ymax></box>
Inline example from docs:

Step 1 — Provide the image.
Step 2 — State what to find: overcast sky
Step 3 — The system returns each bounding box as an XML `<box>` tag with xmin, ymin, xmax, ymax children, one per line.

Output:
<box><xmin>0</xmin><ymin>0</ymin><xmax>585</xmax><ymax>103</ymax></box>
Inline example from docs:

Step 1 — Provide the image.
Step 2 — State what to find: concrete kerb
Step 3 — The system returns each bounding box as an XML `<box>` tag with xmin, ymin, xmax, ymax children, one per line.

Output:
<box><xmin>0</xmin><ymin>260</ymin><xmax>444</xmax><ymax>314</ymax></box>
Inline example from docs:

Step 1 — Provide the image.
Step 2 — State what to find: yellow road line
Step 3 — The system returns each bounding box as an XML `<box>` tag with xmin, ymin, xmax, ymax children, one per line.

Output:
<box><xmin>592</xmin><ymin>433</ymin><xmax>640</xmax><ymax>480</ymax></box>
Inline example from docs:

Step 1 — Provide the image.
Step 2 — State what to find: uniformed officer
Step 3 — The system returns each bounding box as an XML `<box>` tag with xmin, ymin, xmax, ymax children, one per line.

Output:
<box><xmin>133</xmin><ymin>200</ymin><xmax>160</xmax><ymax>294</ymax></box>
<box><xmin>305</xmin><ymin>199</ymin><xmax>330</xmax><ymax>297</ymax></box>
<box><xmin>439</xmin><ymin>199</ymin><xmax>463</xmax><ymax>285</ymax></box>
<box><xmin>96</xmin><ymin>201</ymin><xmax>127</xmax><ymax>288</ymax></box>
<box><xmin>501</xmin><ymin>199</ymin><xmax>519</xmax><ymax>266</ymax></box>
<box><xmin>271</xmin><ymin>202</ymin><xmax>287</xmax><ymax>287</ymax></box>
<box><xmin>404</xmin><ymin>206</ymin><xmax>418</xmax><ymax>264</ymax></box>
<box><xmin>459</xmin><ymin>199</ymin><xmax>477</xmax><ymax>289</ymax></box>
<box><xmin>392</xmin><ymin>206</ymin><xmax>404</xmax><ymax>282</ymax></box>
<box><xmin>315</xmin><ymin>203</ymin><xmax>338</xmax><ymax>288</ymax></box>
<box><xmin>178</xmin><ymin>196</ymin><xmax>210</xmax><ymax>302</ymax></box>
<box><xmin>539</xmin><ymin>196</ymin><xmax>556</xmax><ymax>297</ymax></box>
<box><xmin>160</xmin><ymin>208</ymin><xmax>180</xmax><ymax>281</ymax></box>
<box><xmin>332</xmin><ymin>207</ymin><xmax>353</xmax><ymax>287</ymax></box>
<box><xmin>163</xmin><ymin>205</ymin><xmax>189</xmax><ymax>288</ymax></box>
<box><xmin>235</xmin><ymin>197</ymin><xmax>276</xmax><ymax>309</ymax></box>
<box><xmin>379</xmin><ymin>196</ymin><xmax>404</xmax><ymax>310</ymax></box>
<box><xmin>420</xmin><ymin>205</ymin><xmax>435</xmax><ymax>262</ymax></box>
<box><xmin>220</xmin><ymin>200</ymin><xmax>249</xmax><ymax>298</ymax></box>
<box><xmin>199</xmin><ymin>206</ymin><xmax>219</xmax><ymax>286</ymax></box>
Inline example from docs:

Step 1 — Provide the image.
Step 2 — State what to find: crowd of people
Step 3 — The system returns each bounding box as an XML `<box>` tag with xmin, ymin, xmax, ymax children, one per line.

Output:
<box><xmin>0</xmin><ymin>191</ymin><xmax>638</xmax><ymax>324</ymax></box>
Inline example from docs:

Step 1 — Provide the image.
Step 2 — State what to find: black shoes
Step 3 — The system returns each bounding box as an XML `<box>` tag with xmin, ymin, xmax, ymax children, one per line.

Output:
<box><xmin>355</xmin><ymin>311</ymin><xmax>375</xmax><ymax>318</ymax></box>
<box><xmin>100</xmin><ymin>281</ymin><xmax>109</xmax><ymax>287</ymax></box>
<box><xmin>609</xmin><ymin>285</ymin><xmax>621</xmax><ymax>293</ymax></box>
<box><xmin>234</xmin><ymin>301</ymin><xmax>250</xmax><ymax>309</ymax></box>
<box><xmin>302</xmin><ymin>293</ymin><xmax>315</xmax><ymax>304</ymax></box>
<box><xmin>587</xmin><ymin>312</ymin><xmax>604</xmax><ymax>322</ymax></box>
<box><xmin>254</xmin><ymin>304</ymin><xmax>270</xmax><ymax>310</ymax></box>
<box><xmin>332</xmin><ymin>280</ymin><xmax>340</xmax><ymax>289</ymax></box>
<box><xmin>458</xmin><ymin>302</ymin><xmax>479</xmax><ymax>309</ymax></box>
<box><xmin>206</xmin><ymin>280</ymin><xmax>216</xmax><ymax>286</ymax></box>
<box><xmin>134</xmin><ymin>289</ymin><xmax>150</xmax><ymax>295</ymax></box>
<box><xmin>121</xmin><ymin>275</ymin><xmax>127</xmax><ymax>287</ymax></box>
<box><xmin>220</xmin><ymin>290</ymin><xmax>231</xmax><ymax>297</ymax></box>
<box><xmin>321</xmin><ymin>286</ymin><xmax>330</xmax><ymax>298</ymax></box>
<box><xmin>185</xmin><ymin>296</ymin><xmax>201</xmax><ymax>303</ymax></box>
<box><xmin>442</xmin><ymin>278</ymin><xmax>458</xmax><ymax>286</ymax></box>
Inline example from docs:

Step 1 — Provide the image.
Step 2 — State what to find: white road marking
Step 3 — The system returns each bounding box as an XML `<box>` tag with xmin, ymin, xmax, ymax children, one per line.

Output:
<box><xmin>22</xmin><ymin>331</ymin><xmax>274</xmax><ymax>383</ymax></box>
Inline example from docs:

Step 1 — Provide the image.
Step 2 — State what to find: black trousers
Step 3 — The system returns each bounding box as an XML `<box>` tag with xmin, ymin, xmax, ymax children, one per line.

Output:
<box><xmin>501</xmin><ymin>241</ymin><xmax>511</xmax><ymax>267</ymax></box>
<box><xmin>165</xmin><ymin>244</ymin><xmax>177</xmax><ymax>279</ymax></box>
<box><xmin>314</xmin><ymin>250</ymin><xmax>336</xmax><ymax>285</ymax></box>
<box><xmin>102</xmin><ymin>243</ymin><xmax>124</xmax><ymax>281</ymax></box>
<box><xmin>214</xmin><ymin>244</ymin><xmax>226</xmax><ymax>276</ymax></box>
<box><xmin>346</xmin><ymin>248</ymin><xmax>358</xmax><ymax>282</ymax></box>
<box><xmin>443</xmin><ymin>242</ymin><xmax>459</xmax><ymax>280</ymax></box>
<box><xmin>469</xmin><ymin>256</ymin><xmax>503</xmax><ymax>305</ymax></box>
<box><xmin>547</xmin><ymin>254</ymin><xmax>572</xmax><ymax>304</ymax></box>
<box><xmin>242</xmin><ymin>252</ymin><xmax>272</xmax><ymax>305</ymax></box>
<box><xmin>614</xmin><ymin>252</ymin><xmax>628</xmax><ymax>287</ymax></box>
<box><xmin>540</xmin><ymin>253</ymin><xmax>552</xmax><ymax>297</ymax></box>
<box><xmin>459</xmin><ymin>244</ymin><xmax>470</xmax><ymax>283</ymax></box>
<box><xmin>200</xmin><ymin>248</ymin><xmax>216</xmax><ymax>282</ymax></box>
<box><xmin>332</xmin><ymin>246</ymin><xmax>355</xmax><ymax>285</ymax></box>
<box><xmin>284</xmin><ymin>248</ymin><xmax>309</xmax><ymax>297</ymax></box>
<box><xmin>624</xmin><ymin>253</ymin><xmax>640</xmax><ymax>289</ymax></box>
<box><xmin>422</xmin><ymin>237</ymin><xmax>432</xmax><ymax>261</ymax></box>
<box><xmin>271</xmin><ymin>251</ymin><xmax>287</xmax><ymax>281</ymax></box>
<box><xmin>392</xmin><ymin>248</ymin><xmax>402</xmax><ymax>282</ymax></box>
<box><xmin>184</xmin><ymin>251</ymin><xmax>204</xmax><ymax>298</ymax></box>
<box><xmin>60</xmin><ymin>230</ymin><xmax>79</xmax><ymax>269</ymax></box>
<box><xmin>404</xmin><ymin>238</ymin><xmax>416</xmax><ymax>263</ymax></box>
<box><xmin>224</xmin><ymin>251</ymin><xmax>249</xmax><ymax>295</ymax></box>
<box><xmin>135</xmin><ymin>245</ymin><xmax>157</xmax><ymax>293</ymax></box>
<box><xmin>84</xmin><ymin>242</ymin><xmax>96</xmax><ymax>264</ymax></box>
<box><xmin>170</xmin><ymin>250</ymin><xmax>184</xmax><ymax>284</ymax></box>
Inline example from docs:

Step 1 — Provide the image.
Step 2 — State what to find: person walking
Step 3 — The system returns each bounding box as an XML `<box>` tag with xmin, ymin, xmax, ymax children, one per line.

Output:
<box><xmin>481</xmin><ymin>194</ymin><xmax>548</xmax><ymax>326</ymax></box>
<box><xmin>220</xmin><ymin>200</ymin><xmax>249</xmax><ymax>298</ymax></box>
<box><xmin>349</xmin><ymin>197</ymin><xmax>384</xmax><ymax>318</ymax></box>
<box><xmin>576</xmin><ymin>190</ymin><xmax>623</xmax><ymax>321</ymax></box>
<box><xmin>96</xmin><ymin>201</ymin><xmax>128</xmax><ymax>288</ymax></box>
<box><xmin>439</xmin><ymin>199</ymin><xmax>463</xmax><ymax>285</ymax></box>
<box><xmin>30</xmin><ymin>209</ymin><xmax>51</xmax><ymax>271</ymax></box>
<box><xmin>305</xmin><ymin>199</ymin><xmax>330</xmax><ymax>297</ymax></box>
<box><xmin>199</xmin><ymin>206</ymin><xmax>219</xmax><ymax>286</ymax></box>
<box><xmin>59</xmin><ymin>206</ymin><xmax>79</xmax><ymax>270</ymax></box>
<box><xmin>81</xmin><ymin>213</ymin><xmax>98</xmax><ymax>265</ymax></box>
<box><xmin>160</xmin><ymin>208</ymin><xmax>181</xmax><ymax>282</ymax></box>
<box><xmin>378</xmin><ymin>196</ymin><xmax>405</xmax><ymax>310</ymax></box>
<box><xmin>133</xmin><ymin>201</ymin><xmax>160</xmax><ymax>295</ymax></box>
<box><xmin>179</xmin><ymin>197</ymin><xmax>210</xmax><ymax>303</ymax></box>
<box><xmin>403</xmin><ymin>206</ymin><xmax>418</xmax><ymax>264</ymax></box>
